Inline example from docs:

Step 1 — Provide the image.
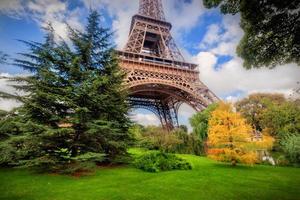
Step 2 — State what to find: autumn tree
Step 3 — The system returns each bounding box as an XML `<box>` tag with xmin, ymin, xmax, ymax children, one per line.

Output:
<box><xmin>207</xmin><ymin>103</ymin><xmax>274</xmax><ymax>166</ymax></box>
<box><xmin>203</xmin><ymin>0</ymin><xmax>300</xmax><ymax>69</ymax></box>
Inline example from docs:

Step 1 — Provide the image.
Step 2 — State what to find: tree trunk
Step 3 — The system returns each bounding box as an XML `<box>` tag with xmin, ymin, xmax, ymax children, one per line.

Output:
<box><xmin>231</xmin><ymin>159</ymin><xmax>237</xmax><ymax>166</ymax></box>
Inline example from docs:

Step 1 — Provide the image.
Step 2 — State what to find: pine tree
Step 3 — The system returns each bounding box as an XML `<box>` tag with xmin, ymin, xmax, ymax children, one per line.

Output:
<box><xmin>207</xmin><ymin>103</ymin><xmax>274</xmax><ymax>166</ymax></box>
<box><xmin>0</xmin><ymin>11</ymin><xmax>132</xmax><ymax>173</ymax></box>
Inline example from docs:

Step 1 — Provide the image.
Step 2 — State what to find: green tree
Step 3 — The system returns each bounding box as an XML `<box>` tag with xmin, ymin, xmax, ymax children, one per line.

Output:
<box><xmin>281</xmin><ymin>134</ymin><xmax>300</xmax><ymax>165</ymax></box>
<box><xmin>261</xmin><ymin>101</ymin><xmax>300</xmax><ymax>138</ymax></box>
<box><xmin>0</xmin><ymin>11</ymin><xmax>131</xmax><ymax>172</ymax></box>
<box><xmin>203</xmin><ymin>0</ymin><xmax>300</xmax><ymax>69</ymax></box>
<box><xmin>235</xmin><ymin>93</ymin><xmax>286</xmax><ymax>131</ymax></box>
<box><xmin>190</xmin><ymin>103</ymin><xmax>218</xmax><ymax>142</ymax></box>
<box><xmin>0</xmin><ymin>110</ymin><xmax>7</xmax><ymax>119</ymax></box>
<box><xmin>172</xmin><ymin>128</ymin><xmax>204</xmax><ymax>155</ymax></box>
<box><xmin>131</xmin><ymin>125</ymin><xmax>203</xmax><ymax>155</ymax></box>
<box><xmin>179</xmin><ymin>125</ymin><xmax>188</xmax><ymax>133</ymax></box>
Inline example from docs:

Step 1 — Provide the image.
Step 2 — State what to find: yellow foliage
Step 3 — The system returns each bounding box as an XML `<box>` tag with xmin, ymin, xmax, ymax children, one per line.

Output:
<box><xmin>255</xmin><ymin>129</ymin><xmax>275</xmax><ymax>150</ymax></box>
<box><xmin>240</xmin><ymin>152</ymin><xmax>258</xmax><ymax>165</ymax></box>
<box><xmin>207</xmin><ymin>102</ymin><xmax>274</xmax><ymax>166</ymax></box>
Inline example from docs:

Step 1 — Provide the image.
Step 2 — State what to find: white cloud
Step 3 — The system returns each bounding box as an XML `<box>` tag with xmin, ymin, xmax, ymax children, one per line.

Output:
<box><xmin>0</xmin><ymin>0</ymin><xmax>84</xmax><ymax>42</ymax></box>
<box><xmin>195</xmin><ymin>51</ymin><xmax>218</xmax><ymax>69</ymax></box>
<box><xmin>195</xmin><ymin>52</ymin><xmax>300</xmax><ymax>99</ymax></box>
<box><xmin>80</xmin><ymin>0</ymin><xmax>138</xmax><ymax>49</ymax></box>
<box><xmin>199</xmin><ymin>24</ymin><xmax>221</xmax><ymax>48</ymax></box>
<box><xmin>130</xmin><ymin>112</ymin><xmax>160</xmax><ymax>126</ymax></box>
<box><xmin>163</xmin><ymin>0</ymin><xmax>205</xmax><ymax>34</ymax></box>
<box><xmin>81</xmin><ymin>0</ymin><xmax>206</xmax><ymax>49</ymax></box>
<box><xmin>196</xmin><ymin>13</ymin><xmax>300</xmax><ymax>100</ymax></box>
<box><xmin>178</xmin><ymin>103</ymin><xmax>196</xmax><ymax>132</ymax></box>
<box><xmin>225</xmin><ymin>95</ymin><xmax>240</xmax><ymax>103</ymax></box>
<box><xmin>211</xmin><ymin>41</ymin><xmax>237</xmax><ymax>56</ymax></box>
<box><xmin>0</xmin><ymin>0</ymin><xmax>24</xmax><ymax>17</ymax></box>
<box><xmin>28</xmin><ymin>0</ymin><xmax>84</xmax><ymax>42</ymax></box>
<box><xmin>178</xmin><ymin>104</ymin><xmax>196</xmax><ymax>118</ymax></box>
<box><xmin>130</xmin><ymin>104</ymin><xmax>196</xmax><ymax>130</ymax></box>
<box><xmin>0</xmin><ymin>99</ymin><xmax>22</xmax><ymax>111</ymax></box>
<box><xmin>0</xmin><ymin>73</ymin><xmax>23</xmax><ymax>111</ymax></box>
<box><xmin>199</xmin><ymin>15</ymin><xmax>243</xmax><ymax>56</ymax></box>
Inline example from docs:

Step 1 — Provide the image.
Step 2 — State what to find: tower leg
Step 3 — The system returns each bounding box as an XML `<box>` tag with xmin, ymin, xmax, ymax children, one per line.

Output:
<box><xmin>155</xmin><ymin>99</ymin><xmax>179</xmax><ymax>131</ymax></box>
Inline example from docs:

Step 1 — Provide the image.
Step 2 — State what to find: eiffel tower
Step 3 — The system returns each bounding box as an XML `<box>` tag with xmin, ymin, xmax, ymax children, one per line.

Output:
<box><xmin>116</xmin><ymin>0</ymin><xmax>219</xmax><ymax>130</ymax></box>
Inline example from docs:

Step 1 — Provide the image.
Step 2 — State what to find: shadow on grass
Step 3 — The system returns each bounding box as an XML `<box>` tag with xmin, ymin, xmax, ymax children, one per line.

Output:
<box><xmin>0</xmin><ymin>195</ymin><xmax>30</xmax><ymax>200</ymax></box>
<box><xmin>212</xmin><ymin>162</ymin><xmax>257</xmax><ymax>170</ymax></box>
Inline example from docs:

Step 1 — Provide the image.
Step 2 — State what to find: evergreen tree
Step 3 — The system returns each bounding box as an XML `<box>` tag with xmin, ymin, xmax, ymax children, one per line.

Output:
<box><xmin>0</xmin><ymin>11</ymin><xmax>132</xmax><ymax>173</ymax></box>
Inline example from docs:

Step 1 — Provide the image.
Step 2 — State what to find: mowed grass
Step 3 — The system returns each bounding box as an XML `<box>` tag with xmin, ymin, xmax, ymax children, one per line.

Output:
<box><xmin>0</xmin><ymin>149</ymin><xmax>299</xmax><ymax>200</ymax></box>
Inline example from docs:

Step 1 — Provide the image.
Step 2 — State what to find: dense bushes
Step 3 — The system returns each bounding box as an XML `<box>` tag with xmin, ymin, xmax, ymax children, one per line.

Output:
<box><xmin>129</xmin><ymin>125</ymin><xmax>204</xmax><ymax>155</ymax></box>
<box><xmin>281</xmin><ymin>135</ymin><xmax>300</xmax><ymax>165</ymax></box>
<box><xmin>236</xmin><ymin>93</ymin><xmax>300</xmax><ymax>139</ymax></box>
<box><xmin>134</xmin><ymin>151</ymin><xmax>192</xmax><ymax>172</ymax></box>
<box><xmin>172</xmin><ymin>129</ymin><xmax>203</xmax><ymax>155</ymax></box>
<box><xmin>190</xmin><ymin>104</ymin><xmax>218</xmax><ymax>142</ymax></box>
<box><xmin>235</xmin><ymin>93</ymin><xmax>300</xmax><ymax>165</ymax></box>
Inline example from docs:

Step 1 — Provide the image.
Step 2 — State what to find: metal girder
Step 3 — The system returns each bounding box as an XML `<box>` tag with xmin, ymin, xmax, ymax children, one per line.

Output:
<box><xmin>129</xmin><ymin>96</ymin><xmax>180</xmax><ymax>130</ymax></box>
<box><xmin>138</xmin><ymin>0</ymin><xmax>166</xmax><ymax>21</ymax></box>
<box><xmin>124</xmin><ymin>1</ymin><xmax>185</xmax><ymax>62</ymax></box>
<box><xmin>118</xmin><ymin>0</ymin><xmax>219</xmax><ymax>131</ymax></box>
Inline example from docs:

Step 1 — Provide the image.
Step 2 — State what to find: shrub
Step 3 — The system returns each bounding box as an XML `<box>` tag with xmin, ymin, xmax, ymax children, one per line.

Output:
<box><xmin>130</xmin><ymin>125</ymin><xmax>204</xmax><ymax>155</ymax></box>
<box><xmin>281</xmin><ymin>134</ymin><xmax>300</xmax><ymax>165</ymax></box>
<box><xmin>172</xmin><ymin>129</ymin><xmax>204</xmax><ymax>155</ymax></box>
<box><xmin>275</xmin><ymin>155</ymin><xmax>290</xmax><ymax>166</ymax></box>
<box><xmin>134</xmin><ymin>151</ymin><xmax>192</xmax><ymax>172</ymax></box>
<box><xmin>136</xmin><ymin>126</ymin><xmax>181</xmax><ymax>152</ymax></box>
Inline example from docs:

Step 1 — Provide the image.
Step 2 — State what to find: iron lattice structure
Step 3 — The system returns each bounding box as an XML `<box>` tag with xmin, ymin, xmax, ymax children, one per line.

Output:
<box><xmin>117</xmin><ymin>0</ymin><xmax>219</xmax><ymax>130</ymax></box>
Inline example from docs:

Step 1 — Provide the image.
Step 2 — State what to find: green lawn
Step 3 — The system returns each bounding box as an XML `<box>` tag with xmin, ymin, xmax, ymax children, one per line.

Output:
<box><xmin>0</xmin><ymin>149</ymin><xmax>299</xmax><ymax>200</ymax></box>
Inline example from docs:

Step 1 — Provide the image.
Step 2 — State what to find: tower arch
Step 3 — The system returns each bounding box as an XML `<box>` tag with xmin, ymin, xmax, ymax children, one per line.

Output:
<box><xmin>117</xmin><ymin>0</ymin><xmax>219</xmax><ymax>130</ymax></box>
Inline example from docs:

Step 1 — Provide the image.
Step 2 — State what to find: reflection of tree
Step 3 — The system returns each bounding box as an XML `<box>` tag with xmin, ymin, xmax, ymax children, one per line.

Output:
<box><xmin>0</xmin><ymin>51</ymin><xmax>8</xmax><ymax>64</ymax></box>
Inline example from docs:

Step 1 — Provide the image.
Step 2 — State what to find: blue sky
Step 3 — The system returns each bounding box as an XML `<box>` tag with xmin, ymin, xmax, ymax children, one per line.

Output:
<box><xmin>0</xmin><ymin>0</ymin><xmax>299</xmax><ymax>129</ymax></box>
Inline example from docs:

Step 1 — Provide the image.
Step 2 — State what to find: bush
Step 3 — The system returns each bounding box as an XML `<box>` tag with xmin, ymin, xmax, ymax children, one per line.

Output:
<box><xmin>275</xmin><ymin>155</ymin><xmax>290</xmax><ymax>166</ymax></box>
<box><xmin>134</xmin><ymin>151</ymin><xmax>192</xmax><ymax>172</ymax></box>
<box><xmin>172</xmin><ymin>129</ymin><xmax>204</xmax><ymax>155</ymax></box>
<box><xmin>281</xmin><ymin>134</ymin><xmax>300</xmax><ymax>165</ymax></box>
<box><xmin>130</xmin><ymin>125</ymin><xmax>205</xmax><ymax>155</ymax></box>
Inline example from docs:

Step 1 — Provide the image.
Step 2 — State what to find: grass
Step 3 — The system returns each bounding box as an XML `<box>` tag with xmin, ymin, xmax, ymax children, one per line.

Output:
<box><xmin>0</xmin><ymin>148</ymin><xmax>299</xmax><ymax>200</ymax></box>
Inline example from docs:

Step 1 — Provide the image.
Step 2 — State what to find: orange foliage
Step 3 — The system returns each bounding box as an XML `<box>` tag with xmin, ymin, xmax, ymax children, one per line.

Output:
<box><xmin>207</xmin><ymin>102</ymin><xmax>274</xmax><ymax>166</ymax></box>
